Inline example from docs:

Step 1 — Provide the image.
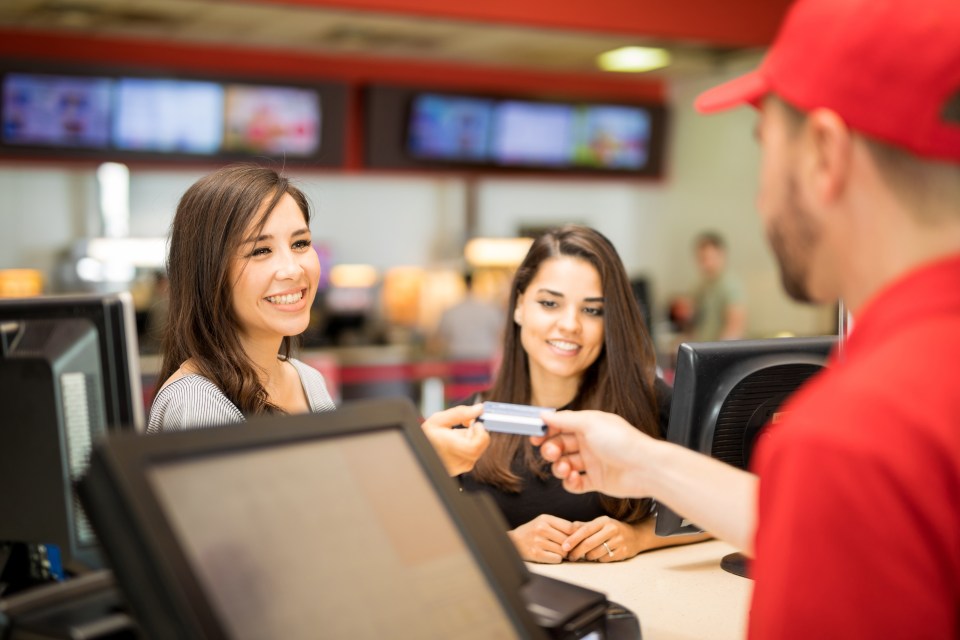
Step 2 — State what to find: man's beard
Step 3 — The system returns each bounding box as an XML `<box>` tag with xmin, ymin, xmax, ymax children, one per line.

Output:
<box><xmin>766</xmin><ymin>177</ymin><xmax>822</xmax><ymax>303</ymax></box>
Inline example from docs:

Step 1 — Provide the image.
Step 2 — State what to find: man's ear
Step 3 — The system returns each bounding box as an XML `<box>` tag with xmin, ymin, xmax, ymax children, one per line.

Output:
<box><xmin>805</xmin><ymin>108</ymin><xmax>853</xmax><ymax>205</ymax></box>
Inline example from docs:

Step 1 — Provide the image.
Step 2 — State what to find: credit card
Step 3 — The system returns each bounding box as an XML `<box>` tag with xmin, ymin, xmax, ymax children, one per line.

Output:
<box><xmin>479</xmin><ymin>401</ymin><xmax>555</xmax><ymax>436</ymax></box>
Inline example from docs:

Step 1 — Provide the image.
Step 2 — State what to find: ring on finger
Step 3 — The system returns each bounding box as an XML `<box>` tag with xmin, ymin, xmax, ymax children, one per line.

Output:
<box><xmin>602</xmin><ymin>541</ymin><xmax>614</xmax><ymax>557</ymax></box>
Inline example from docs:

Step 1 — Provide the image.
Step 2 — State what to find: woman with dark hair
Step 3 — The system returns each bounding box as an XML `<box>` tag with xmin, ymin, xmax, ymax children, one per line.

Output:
<box><xmin>147</xmin><ymin>164</ymin><xmax>336</xmax><ymax>431</ymax></box>
<box><xmin>461</xmin><ymin>225</ymin><xmax>709</xmax><ymax>563</ymax></box>
<box><xmin>147</xmin><ymin>164</ymin><xmax>489</xmax><ymax>472</ymax></box>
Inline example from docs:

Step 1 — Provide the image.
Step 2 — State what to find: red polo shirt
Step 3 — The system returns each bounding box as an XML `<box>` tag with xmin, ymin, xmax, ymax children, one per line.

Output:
<box><xmin>749</xmin><ymin>254</ymin><xmax>960</xmax><ymax>638</ymax></box>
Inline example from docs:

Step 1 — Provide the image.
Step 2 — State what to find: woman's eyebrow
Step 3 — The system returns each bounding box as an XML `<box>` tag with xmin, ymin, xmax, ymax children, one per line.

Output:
<box><xmin>536</xmin><ymin>288</ymin><xmax>604</xmax><ymax>303</ymax></box>
<box><xmin>241</xmin><ymin>227</ymin><xmax>310</xmax><ymax>245</ymax></box>
<box><xmin>536</xmin><ymin>288</ymin><xmax>564</xmax><ymax>297</ymax></box>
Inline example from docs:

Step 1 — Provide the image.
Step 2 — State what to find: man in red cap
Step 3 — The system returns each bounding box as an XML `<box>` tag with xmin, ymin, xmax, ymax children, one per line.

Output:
<box><xmin>533</xmin><ymin>0</ymin><xmax>960</xmax><ymax>636</ymax></box>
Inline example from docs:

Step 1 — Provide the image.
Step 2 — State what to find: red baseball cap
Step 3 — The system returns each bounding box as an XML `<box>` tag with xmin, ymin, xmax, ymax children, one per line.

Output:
<box><xmin>695</xmin><ymin>0</ymin><xmax>960</xmax><ymax>163</ymax></box>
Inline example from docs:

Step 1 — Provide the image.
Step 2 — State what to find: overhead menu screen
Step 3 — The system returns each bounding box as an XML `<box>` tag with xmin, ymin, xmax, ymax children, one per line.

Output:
<box><xmin>393</xmin><ymin>87</ymin><xmax>666</xmax><ymax>175</ymax></box>
<box><xmin>572</xmin><ymin>105</ymin><xmax>651</xmax><ymax>170</ymax></box>
<box><xmin>1</xmin><ymin>69</ymin><xmax>340</xmax><ymax>165</ymax></box>
<box><xmin>490</xmin><ymin>100</ymin><xmax>575</xmax><ymax>167</ymax></box>
<box><xmin>2</xmin><ymin>73</ymin><xmax>112</xmax><ymax>148</ymax></box>
<box><xmin>113</xmin><ymin>78</ymin><xmax>224</xmax><ymax>154</ymax></box>
<box><xmin>406</xmin><ymin>93</ymin><xmax>493</xmax><ymax>162</ymax></box>
<box><xmin>224</xmin><ymin>84</ymin><xmax>321</xmax><ymax>157</ymax></box>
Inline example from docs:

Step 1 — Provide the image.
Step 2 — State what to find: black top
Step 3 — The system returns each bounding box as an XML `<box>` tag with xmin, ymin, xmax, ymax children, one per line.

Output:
<box><xmin>459</xmin><ymin>378</ymin><xmax>672</xmax><ymax>529</ymax></box>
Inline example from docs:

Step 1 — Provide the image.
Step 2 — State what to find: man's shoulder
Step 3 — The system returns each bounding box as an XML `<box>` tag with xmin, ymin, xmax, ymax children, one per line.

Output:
<box><xmin>718</xmin><ymin>271</ymin><xmax>745</xmax><ymax>299</ymax></box>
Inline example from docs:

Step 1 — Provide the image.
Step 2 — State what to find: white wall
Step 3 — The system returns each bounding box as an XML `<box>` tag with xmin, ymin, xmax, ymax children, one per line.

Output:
<box><xmin>0</xmin><ymin>167</ymin><xmax>97</xmax><ymax>282</ymax></box>
<box><xmin>476</xmin><ymin>178</ymin><xmax>666</xmax><ymax>279</ymax></box>
<box><xmin>660</xmin><ymin>55</ymin><xmax>834</xmax><ymax>337</ymax></box>
<box><xmin>0</xmin><ymin>57</ymin><xmax>835</xmax><ymax>337</ymax></box>
<box><xmin>127</xmin><ymin>170</ymin><xmax>462</xmax><ymax>269</ymax></box>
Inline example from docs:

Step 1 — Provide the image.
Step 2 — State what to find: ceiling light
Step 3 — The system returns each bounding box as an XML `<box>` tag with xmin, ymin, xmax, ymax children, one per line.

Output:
<box><xmin>597</xmin><ymin>46</ymin><xmax>671</xmax><ymax>73</ymax></box>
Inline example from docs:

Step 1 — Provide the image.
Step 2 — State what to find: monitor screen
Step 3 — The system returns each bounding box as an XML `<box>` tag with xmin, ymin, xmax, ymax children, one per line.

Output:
<box><xmin>0</xmin><ymin>317</ymin><xmax>107</xmax><ymax>576</ymax></box>
<box><xmin>656</xmin><ymin>336</ymin><xmax>836</xmax><ymax>538</ymax></box>
<box><xmin>112</xmin><ymin>78</ymin><xmax>224</xmax><ymax>154</ymax></box>
<box><xmin>571</xmin><ymin>105</ymin><xmax>651</xmax><ymax>170</ymax></box>
<box><xmin>490</xmin><ymin>100</ymin><xmax>575</xmax><ymax>167</ymax></box>
<box><xmin>78</xmin><ymin>397</ymin><xmax>544</xmax><ymax>639</ymax></box>
<box><xmin>406</xmin><ymin>93</ymin><xmax>493</xmax><ymax>162</ymax></box>
<box><xmin>2</xmin><ymin>73</ymin><xmax>112</xmax><ymax>149</ymax></box>
<box><xmin>0</xmin><ymin>292</ymin><xmax>145</xmax><ymax>433</ymax></box>
<box><xmin>223</xmin><ymin>84</ymin><xmax>320</xmax><ymax>157</ymax></box>
<box><xmin>150</xmin><ymin>431</ymin><xmax>519</xmax><ymax>638</ymax></box>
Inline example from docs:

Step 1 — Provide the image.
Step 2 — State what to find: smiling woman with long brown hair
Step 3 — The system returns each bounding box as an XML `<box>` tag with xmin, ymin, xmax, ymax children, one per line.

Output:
<box><xmin>147</xmin><ymin>164</ymin><xmax>335</xmax><ymax>432</ymax></box>
<box><xmin>146</xmin><ymin>164</ymin><xmax>490</xmax><ymax>477</ymax></box>
<box><xmin>461</xmin><ymin>225</ymin><xmax>709</xmax><ymax>562</ymax></box>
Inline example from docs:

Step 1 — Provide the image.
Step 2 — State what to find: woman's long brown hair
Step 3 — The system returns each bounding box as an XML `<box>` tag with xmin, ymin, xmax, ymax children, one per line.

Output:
<box><xmin>155</xmin><ymin>164</ymin><xmax>311</xmax><ymax>416</ymax></box>
<box><xmin>470</xmin><ymin>225</ymin><xmax>660</xmax><ymax>522</ymax></box>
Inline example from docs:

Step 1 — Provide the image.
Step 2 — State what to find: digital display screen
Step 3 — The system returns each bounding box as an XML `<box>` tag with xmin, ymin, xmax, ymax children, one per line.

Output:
<box><xmin>2</xmin><ymin>73</ymin><xmax>112</xmax><ymax>148</ymax></box>
<box><xmin>112</xmin><ymin>78</ymin><xmax>224</xmax><ymax>154</ymax></box>
<box><xmin>490</xmin><ymin>100</ymin><xmax>575</xmax><ymax>167</ymax></box>
<box><xmin>397</xmin><ymin>89</ymin><xmax>663</xmax><ymax>174</ymax></box>
<box><xmin>572</xmin><ymin>105</ymin><xmax>651</xmax><ymax>169</ymax></box>
<box><xmin>223</xmin><ymin>84</ymin><xmax>320</xmax><ymax>156</ymax></box>
<box><xmin>406</xmin><ymin>93</ymin><xmax>493</xmax><ymax>162</ymax></box>
<box><xmin>147</xmin><ymin>430</ymin><xmax>520</xmax><ymax>639</ymax></box>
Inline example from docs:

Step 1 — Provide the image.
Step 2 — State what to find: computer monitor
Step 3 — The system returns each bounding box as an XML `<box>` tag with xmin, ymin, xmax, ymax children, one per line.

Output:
<box><xmin>0</xmin><ymin>317</ymin><xmax>109</xmax><ymax>578</ymax></box>
<box><xmin>0</xmin><ymin>292</ymin><xmax>144</xmax><ymax>433</ymax></box>
<box><xmin>655</xmin><ymin>337</ymin><xmax>837</xmax><ymax>573</ymax></box>
<box><xmin>77</xmin><ymin>397</ymin><xmax>558</xmax><ymax>639</ymax></box>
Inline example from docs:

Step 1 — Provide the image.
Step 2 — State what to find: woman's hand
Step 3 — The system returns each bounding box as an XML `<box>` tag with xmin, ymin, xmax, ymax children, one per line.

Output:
<box><xmin>564</xmin><ymin>516</ymin><xmax>712</xmax><ymax>562</ymax></box>
<box><xmin>508</xmin><ymin>515</ymin><xmax>577</xmax><ymax>564</ymax></box>
<box><xmin>421</xmin><ymin>404</ymin><xmax>489</xmax><ymax>476</ymax></box>
<box><xmin>561</xmin><ymin>516</ymin><xmax>642</xmax><ymax>563</ymax></box>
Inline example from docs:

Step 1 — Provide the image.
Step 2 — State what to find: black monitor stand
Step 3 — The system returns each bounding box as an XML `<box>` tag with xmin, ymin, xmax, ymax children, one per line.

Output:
<box><xmin>721</xmin><ymin>552</ymin><xmax>751</xmax><ymax>579</ymax></box>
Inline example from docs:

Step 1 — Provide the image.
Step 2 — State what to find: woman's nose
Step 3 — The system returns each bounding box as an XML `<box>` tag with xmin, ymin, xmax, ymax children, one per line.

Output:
<box><xmin>556</xmin><ymin>307</ymin><xmax>581</xmax><ymax>333</ymax></box>
<box><xmin>275</xmin><ymin>250</ymin><xmax>304</xmax><ymax>279</ymax></box>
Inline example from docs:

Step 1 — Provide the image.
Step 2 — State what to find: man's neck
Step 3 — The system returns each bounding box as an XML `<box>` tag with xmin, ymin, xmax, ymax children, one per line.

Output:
<box><xmin>842</xmin><ymin>208</ymin><xmax>960</xmax><ymax>314</ymax></box>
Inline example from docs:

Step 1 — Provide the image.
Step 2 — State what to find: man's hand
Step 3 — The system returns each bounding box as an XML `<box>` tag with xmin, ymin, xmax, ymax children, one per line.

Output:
<box><xmin>534</xmin><ymin>409</ymin><xmax>759</xmax><ymax>556</ymax></box>
<box><xmin>532</xmin><ymin>410</ymin><xmax>653</xmax><ymax>498</ymax></box>
<box><xmin>421</xmin><ymin>404</ymin><xmax>489</xmax><ymax>476</ymax></box>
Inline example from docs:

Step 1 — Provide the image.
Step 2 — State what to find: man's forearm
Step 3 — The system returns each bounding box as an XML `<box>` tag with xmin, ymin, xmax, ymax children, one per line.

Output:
<box><xmin>644</xmin><ymin>440</ymin><xmax>758</xmax><ymax>555</ymax></box>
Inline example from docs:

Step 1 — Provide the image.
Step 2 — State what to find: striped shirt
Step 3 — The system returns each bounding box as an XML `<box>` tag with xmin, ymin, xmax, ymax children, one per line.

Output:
<box><xmin>146</xmin><ymin>358</ymin><xmax>336</xmax><ymax>433</ymax></box>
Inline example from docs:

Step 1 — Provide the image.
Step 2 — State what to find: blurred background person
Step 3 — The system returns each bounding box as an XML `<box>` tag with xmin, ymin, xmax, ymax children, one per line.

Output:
<box><xmin>428</xmin><ymin>270</ymin><xmax>505</xmax><ymax>362</ymax></box>
<box><xmin>689</xmin><ymin>231</ymin><xmax>746</xmax><ymax>341</ymax></box>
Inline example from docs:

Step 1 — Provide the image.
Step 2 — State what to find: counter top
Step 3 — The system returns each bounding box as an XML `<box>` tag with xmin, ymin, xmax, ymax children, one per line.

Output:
<box><xmin>527</xmin><ymin>540</ymin><xmax>752</xmax><ymax>640</ymax></box>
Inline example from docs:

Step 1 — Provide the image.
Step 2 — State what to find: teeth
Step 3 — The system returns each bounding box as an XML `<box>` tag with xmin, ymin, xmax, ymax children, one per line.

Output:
<box><xmin>548</xmin><ymin>340</ymin><xmax>579</xmax><ymax>352</ymax></box>
<box><xmin>265</xmin><ymin>291</ymin><xmax>303</xmax><ymax>305</ymax></box>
